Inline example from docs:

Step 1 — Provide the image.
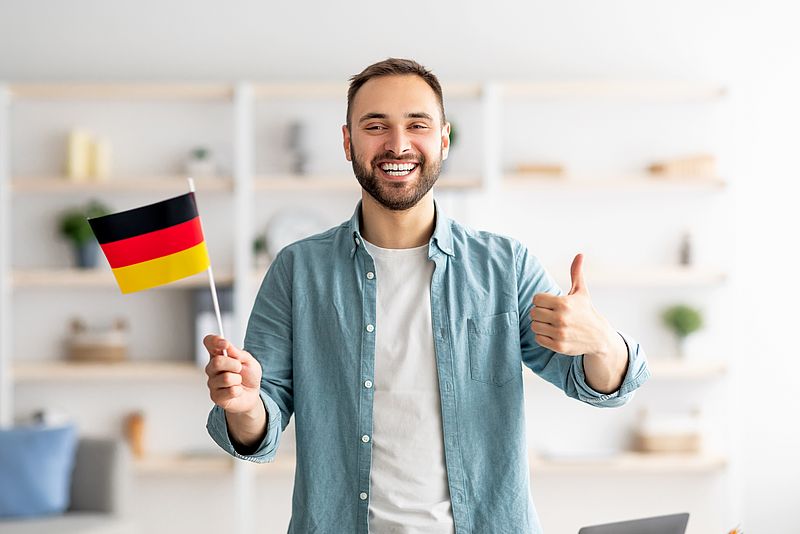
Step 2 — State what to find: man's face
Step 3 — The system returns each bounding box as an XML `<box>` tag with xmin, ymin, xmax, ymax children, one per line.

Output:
<box><xmin>343</xmin><ymin>75</ymin><xmax>450</xmax><ymax>211</ymax></box>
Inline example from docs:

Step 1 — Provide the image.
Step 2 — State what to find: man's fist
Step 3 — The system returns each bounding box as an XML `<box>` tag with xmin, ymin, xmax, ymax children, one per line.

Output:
<box><xmin>203</xmin><ymin>335</ymin><xmax>262</xmax><ymax>414</ymax></box>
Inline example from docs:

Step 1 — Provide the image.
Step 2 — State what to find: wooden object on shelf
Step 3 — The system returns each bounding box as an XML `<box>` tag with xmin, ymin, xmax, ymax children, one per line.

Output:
<box><xmin>513</xmin><ymin>163</ymin><xmax>566</xmax><ymax>176</ymax></box>
<box><xmin>66</xmin><ymin>317</ymin><xmax>128</xmax><ymax>362</ymax></box>
<box><xmin>66</xmin><ymin>129</ymin><xmax>91</xmax><ymax>181</ymax></box>
<box><xmin>648</xmin><ymin>153</ymin><xmax>716</xmax><ymax>178</ymax></box>
<box><xmin>124</xmin><ymin>411</ymin><xmax>146</xmax><ymax>459</ymax></box>
<box><xmin>633</xmin><ymin>408</ymin><xmax>703</xmax><ymax>453</ymax></box>
<box><xmin>633</xmin><ymin>432</ymin><xmax>702</xmax><ymax>454</ymax></box>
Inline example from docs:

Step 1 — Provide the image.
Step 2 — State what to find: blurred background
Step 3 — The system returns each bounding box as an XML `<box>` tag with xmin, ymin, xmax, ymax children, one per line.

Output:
<box><xmin>0</xmin><ymin>1</ymin><xmax>797</xmax><ymax>533</ymax></box>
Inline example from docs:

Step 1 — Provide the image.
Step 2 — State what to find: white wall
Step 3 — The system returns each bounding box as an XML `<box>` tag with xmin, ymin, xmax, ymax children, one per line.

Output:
<box><xmin>2</xmin><ymin>1</ymin><xmax>798</xmax><ymax>533</ymax></box>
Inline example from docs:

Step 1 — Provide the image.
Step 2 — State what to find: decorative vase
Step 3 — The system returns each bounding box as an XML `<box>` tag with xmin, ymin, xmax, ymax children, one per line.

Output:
<box><xmin>75</xmin><ymin>241</ymin><xmax>99</xmax><ymax>269</ymax></box>
<box><xmin>676</xmin><ymin>335</ymin><xmax>691</xmax><ymax>359</ymax></box>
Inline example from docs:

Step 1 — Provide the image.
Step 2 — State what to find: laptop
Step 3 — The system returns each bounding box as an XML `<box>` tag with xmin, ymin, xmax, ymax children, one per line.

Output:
<box><xmin>578</xmin><ymin>513</ymin><xmax>690</xmax><ymax>534</ymax></box>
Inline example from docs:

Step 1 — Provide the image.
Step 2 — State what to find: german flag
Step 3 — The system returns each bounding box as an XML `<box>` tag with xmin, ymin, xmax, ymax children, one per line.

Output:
<box><xmin>88</xmin><ymin>192</ymin><xmax>210</xmax><ymax>294</ymax></box>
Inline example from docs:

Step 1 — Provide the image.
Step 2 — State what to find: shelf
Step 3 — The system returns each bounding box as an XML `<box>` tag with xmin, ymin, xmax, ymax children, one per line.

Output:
<box><xmin>253</xmin><ymin>174</ymin><xmax>482</xmax><ymax>191</ymax></box>
<box><xmin>551</xmin><ymin>266</ymin><xmax>727</xmax><ymax>288</ymax></box>
<box><xmin>11</xmin><ymin>268</ymin><xmax>234</xmax><ymax>289</ymax></box>
<box><xmin>503</xmin><ymin>174</ymin><xmax>727</xmax><ymax>192</ymax></box>
<box><xmin>648</xmin><ymin>358</ymin><xmax>728</xmax><ymax>379</ymax></box>
<box><xmin>13</xmin><ymin>361</ymin><xmax>203</xmax><ymax>383</ymax></box>
<box><xmin>530</xmin><ymin>451</ymin><xmax>727</xmax><ymax>474</ymax></box>
<box><xmin>500</xmin><ymin>81</ymin><xmax>726</xmax><ymax>101</ymax></box>
<box><xmin>12</xmin><ymin>176</ymin><xmax>232</xmax><ymax>193</ymax></box>
<box><xmin>252</xmin><ymin>82</ymin><xmax>482</xmax><ymax>99</ymax></box>
<box><xmin>7</xmin><ymin>81</ymin><xmax>724</xmax><ymax>101</ymax></box>
<box><xmin>9</xmin><ymin>83</ymin><xmax>234</xmax><ymax>101</ymax></box>
<box><xmin>132</xmin><ymin>450</ymin><xmax>725</xmax><ymax>477</ymax></box>
<box><xmin>134</xmin><ymin>453</ymin><xmax>234</xmax><ymax>475</ymax></box>
<box><xmin>132</xmin><ymin>451</ymin><xmax>298</xmax><ymax>476</ymax></box>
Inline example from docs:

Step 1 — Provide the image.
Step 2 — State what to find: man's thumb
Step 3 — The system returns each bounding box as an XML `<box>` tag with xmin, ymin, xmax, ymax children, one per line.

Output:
<box><xmin>568</xmin><ymin>253</ymin><xmax>587</xmax><ymax>295</ymax></box>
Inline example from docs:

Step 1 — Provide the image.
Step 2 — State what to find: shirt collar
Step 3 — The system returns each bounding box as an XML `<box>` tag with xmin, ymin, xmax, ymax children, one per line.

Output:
<box><xmin>348</xmin><ymin>198</ymin><xmax>455</xmax><ymax>259</ymax></box>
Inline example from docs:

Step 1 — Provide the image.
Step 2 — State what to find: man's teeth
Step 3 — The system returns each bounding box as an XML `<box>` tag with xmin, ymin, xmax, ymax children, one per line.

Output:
<box><xmin>380</xmin><ymin>162</ymin><xmax>417</xmax><ymax>176</ymax></box>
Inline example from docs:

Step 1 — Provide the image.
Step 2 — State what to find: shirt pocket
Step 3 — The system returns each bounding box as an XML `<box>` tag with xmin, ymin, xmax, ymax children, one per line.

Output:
<box><xmin>467</xmin><ymin>310</ymin><xmax>520</xmax><ymax>387</ymax></box>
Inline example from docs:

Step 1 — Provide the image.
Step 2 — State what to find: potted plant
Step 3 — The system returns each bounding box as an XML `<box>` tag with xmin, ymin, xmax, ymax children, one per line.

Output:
<box><xmin>185</xmin><ymin>146</ymin><xmax>216</xmax><ymax>177</ymax></box>
<box><xmin>253</xmin><ymin>233</ymin><xmax>270</xmax><ymax>270</ymax></box>
<box><xmin>59</xmin><ymin>199</ymin><xmax>110</xmax><ymax>268</ymax></box>
<box><xmin>661</xmin><ymin>304</ymin><xmax>704</xmax><ymax>358</ymax></box>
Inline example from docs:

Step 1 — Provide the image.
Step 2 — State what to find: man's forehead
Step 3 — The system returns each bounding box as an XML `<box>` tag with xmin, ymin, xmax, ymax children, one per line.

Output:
<box><xmin>352</xmin><ymin>75</ymin><xmax>440</xmax><ymax>117</ymax></box>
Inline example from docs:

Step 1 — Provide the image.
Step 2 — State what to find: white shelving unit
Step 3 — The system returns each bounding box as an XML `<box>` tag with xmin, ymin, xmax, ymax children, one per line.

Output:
<box><xmin>0</xmin><ymin>80</ymin><xmax>729</xmax><ymax>533</ymax></box>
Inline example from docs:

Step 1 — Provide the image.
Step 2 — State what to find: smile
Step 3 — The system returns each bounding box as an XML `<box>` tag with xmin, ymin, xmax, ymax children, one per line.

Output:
<box><xmin>379</xmin><ymin>162</ymin><xmax>418</xmax><ymax>177</ymax></box>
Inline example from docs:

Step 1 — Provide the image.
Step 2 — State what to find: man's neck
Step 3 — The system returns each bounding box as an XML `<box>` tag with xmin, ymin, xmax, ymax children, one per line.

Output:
<box><xmin>359</xmin><ymin>192</ymin><xmax>435</xmax><ymax>249</ymax></box>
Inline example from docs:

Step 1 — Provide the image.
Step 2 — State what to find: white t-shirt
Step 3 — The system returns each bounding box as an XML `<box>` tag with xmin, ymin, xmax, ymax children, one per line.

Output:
<box><xmin>362</xmin><ymin>238</ymin><xmax>455</xmax><ymax>534</ymax></box>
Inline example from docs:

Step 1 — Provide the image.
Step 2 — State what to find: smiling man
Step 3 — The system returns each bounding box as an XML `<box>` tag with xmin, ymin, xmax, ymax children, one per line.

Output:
<box><xmin>204</xmin><ymin>58</ymin><xmax>651</xmax><ymax>534</ymax></box>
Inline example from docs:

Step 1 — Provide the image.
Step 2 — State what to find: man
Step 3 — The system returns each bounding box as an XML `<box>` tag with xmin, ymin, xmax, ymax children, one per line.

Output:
<box><xmin>205</xmin><ymin>58</ymin><xmax>650</xmax><ymax>533</ymax></box>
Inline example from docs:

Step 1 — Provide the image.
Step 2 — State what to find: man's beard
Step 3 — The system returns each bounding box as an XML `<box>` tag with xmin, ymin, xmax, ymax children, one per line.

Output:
<box><xmin>350</xmin><ymin>141</ymin><xmax>442</xmax><ymax>211</ymax></box>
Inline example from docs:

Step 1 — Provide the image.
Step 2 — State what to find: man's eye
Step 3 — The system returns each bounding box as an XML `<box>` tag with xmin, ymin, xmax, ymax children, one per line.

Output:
<box><xmin>411</xmin><ymin>124</ymin><xmax>428</xmax><ymax>129</ymax></box>
<box><xmin>366</xmin><ymin>125</ymin><xmax>386</xmax><ymax>131</ymax></box>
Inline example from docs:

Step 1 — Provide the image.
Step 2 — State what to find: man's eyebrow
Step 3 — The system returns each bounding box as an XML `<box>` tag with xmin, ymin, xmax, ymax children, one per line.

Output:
<box><xmin>358</xmin><ymin>112</ymin><xmax>435</xmax><ymax>123</ymax></box>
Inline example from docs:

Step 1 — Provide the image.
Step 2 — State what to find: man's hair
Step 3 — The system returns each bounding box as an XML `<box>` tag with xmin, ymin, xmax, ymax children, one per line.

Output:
<box><xmin>346</xmin><ymin>58</ymin><xmax>446</xmax><ymax>129</ymax></box>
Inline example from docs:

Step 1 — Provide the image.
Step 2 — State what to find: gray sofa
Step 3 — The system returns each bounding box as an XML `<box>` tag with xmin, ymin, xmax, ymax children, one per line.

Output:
<box><xmin>0</xmin><ymin>437</ymin><xmax>136</xmax><ymax>534</ymax></box>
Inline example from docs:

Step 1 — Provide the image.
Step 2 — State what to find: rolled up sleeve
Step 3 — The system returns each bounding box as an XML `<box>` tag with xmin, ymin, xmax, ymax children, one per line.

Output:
<box><xmin>516</xmin><ymin>241</ymin><xmax>650</xmax><ymax>407</ymax></box>
<box><xmin>569</xmin><ymin>330</ymin><xmax>651</xmax><ymax>407</ymax></box>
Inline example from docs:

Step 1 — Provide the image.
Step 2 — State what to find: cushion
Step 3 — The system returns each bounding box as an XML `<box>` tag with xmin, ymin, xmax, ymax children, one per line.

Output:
<box><xmin>0</xmin><ymin>424</ymin><xmax>78</xmax><ymax>518</ymax></box>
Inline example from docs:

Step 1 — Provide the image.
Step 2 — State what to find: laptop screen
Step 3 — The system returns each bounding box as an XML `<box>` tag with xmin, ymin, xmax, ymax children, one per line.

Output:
<box><xmin>578</xmin><ymin>513</ymin><xmax>690</xmax><ymax>534</ymax></box>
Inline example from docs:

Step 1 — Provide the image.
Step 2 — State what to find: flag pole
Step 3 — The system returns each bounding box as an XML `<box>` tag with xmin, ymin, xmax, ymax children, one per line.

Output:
<box><xmin>188</xmin><ymin>178</ymin><xmax>228</xmax><ymax>358</ymax></box>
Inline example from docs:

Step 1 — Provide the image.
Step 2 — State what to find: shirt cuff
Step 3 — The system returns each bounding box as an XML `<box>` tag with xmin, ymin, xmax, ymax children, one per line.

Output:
<box><xmin>205</xmin><ymin>389</ymin><xmax>284</xmax><ymax>463</ymax></box>
<box><xmin>572</xmin><ymin>330</ymin><xmax>651</xmax><ymax>407</ymax></box>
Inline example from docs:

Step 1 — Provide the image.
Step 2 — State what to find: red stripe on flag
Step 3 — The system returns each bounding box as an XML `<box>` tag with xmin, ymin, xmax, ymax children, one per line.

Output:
<box><xmin>100</xmin><ymin>217</ymin><xmax>205</xmax><ymax>268</ymax></box>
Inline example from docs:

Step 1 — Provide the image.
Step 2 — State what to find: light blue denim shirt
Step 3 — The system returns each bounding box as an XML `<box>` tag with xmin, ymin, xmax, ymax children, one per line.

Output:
<box><xmin>207</xmin><ymin>199</ymin><xmax>651</xmax><ymax>534</ymax></box>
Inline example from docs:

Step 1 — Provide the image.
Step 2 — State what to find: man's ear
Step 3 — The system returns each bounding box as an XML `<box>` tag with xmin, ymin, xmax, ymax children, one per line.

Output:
<box><xmin>342</xmin><ymin>124</ymin><xmax>352</xmax><ymax>161</ymax></box>
<box><xmin>441</xmin><ymin>122</ymin><xmax>451</xmax><ymax>161</ymax></box>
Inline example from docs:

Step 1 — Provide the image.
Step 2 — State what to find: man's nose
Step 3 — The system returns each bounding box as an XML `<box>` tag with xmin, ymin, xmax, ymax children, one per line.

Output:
<box><xmin>383</xmin><ymin>126</ymin><xmax>412</xmax><ymax>156</ymax></box>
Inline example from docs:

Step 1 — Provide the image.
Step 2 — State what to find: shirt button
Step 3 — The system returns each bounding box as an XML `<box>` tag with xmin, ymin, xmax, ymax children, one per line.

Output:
<box><xmin>359</xmin><ymin>492</ymin><xmax>368</xmax><ymax>500</ymax></box>
<box><xmin>354</xmin><ymin>236</ymin><xmax>361</xmax><ymax>246</ymax></box>
<box><xmin>361</xmin><ymin>434</ymin><xmax>370</xmax><ymax>443</ymax></box>
<box><xmin>366</xmin><ymin>324</ymin><xmax>374</xmax><ymax>333</ymax></box>
<box><xmin>364</xmin><ymin>380</ymin><xmax>373</xmax><ymax>388</ymax></box>
<box><xmin>366</xmin><ymin>271</ymin><xmax>375</xmax><ymax>280</ymax></box>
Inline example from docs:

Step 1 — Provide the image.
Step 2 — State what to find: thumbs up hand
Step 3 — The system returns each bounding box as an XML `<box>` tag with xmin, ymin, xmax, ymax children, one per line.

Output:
<box><xmin>530</xmin><ymin>253</ymin><xmax>617</xmax><ymax>357</ymax></box>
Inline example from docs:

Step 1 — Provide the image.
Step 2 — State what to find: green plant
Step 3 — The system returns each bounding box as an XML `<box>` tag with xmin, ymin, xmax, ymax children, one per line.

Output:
<box><xmin>448</xmin><ymin>119</ymin><xmax>458</xmax><ymax>148</ymax></box>
<box><xmin>253</xmin><ymin>233</ymin><xmax>267</xmax><ymax>255</ymax></box>
<box><xmin>662</xmin><ymin>304</ymin><xmax>703</xmax><ymax>338</ymax></box>
<box><xmin>59</xmin><ymin>199</ymin><xmax>111</xmax><ymax>246</ymax></box>
<box><xmin>191</xmin><ymin>147</ymin><xmax>210</xmax><ymax>160</ymax></box>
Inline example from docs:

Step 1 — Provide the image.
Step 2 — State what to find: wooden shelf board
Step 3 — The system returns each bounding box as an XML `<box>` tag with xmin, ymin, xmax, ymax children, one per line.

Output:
<box><xmin>12</xmin><ymin>176</ymin><xmax>232</xmax><ymax>193</ymax></box>
<box><xmin>501</xmin><ymin>81</ymin><xmax>726</xmax><ymax>101</ymax></box>
<box><xmin>7</xmin><ymin>81</ymin><xmax>722</xmax><ymax>101</ymax></box>
<box><xmin>648</xmin><ymin>359</ymin><xmax>728</xmax><ymax>379</ymax></box>
<box><xmin>253</xmin><ymin>82</ymin><xmax>481</xmax><ymax>99</ymax></box>
<box><xmin>13</xmin><ymin>361</ymin><xmax>202</xmax><ymax>382</ymax></box>
<box><xmin>9</xmin><ymin>84</ymin><xmax>234</xmax><ymax>100</ymax></box>
<box><xmin>551</xmin><ymin>266</ymin><xmax>727</xmax><ymax>288</ymax></box>
<box><xmin>133</xmin><ymin>450</ymin><xmax>725</xmax><ymax>477</ymax></box>
<box><xmin>134</xmin><ymin>453</ymin><xmax>234</xmax><ymax>475</ymax></box>
<box><xmin>12</xmin><ymin>268</ymin><xmax>234</xmax><ymax>289</ymax></box>
<box><xmin>132</xmin><ymin>452</ymin><xmax>299</xmax><ymax>476</ymax></box>
<box><xmin>530</xmin><ymin>451</ymin><xmax>727</xmax><ymax>474</ymax></box>
<box><xmin>503</xmin><ymin>174</ymin><xmax>727</xmax><ymax>191</ymax></box>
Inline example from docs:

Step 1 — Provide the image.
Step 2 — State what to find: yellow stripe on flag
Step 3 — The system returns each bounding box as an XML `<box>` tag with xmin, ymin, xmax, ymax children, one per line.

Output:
<box><xmin>111</xmin><ymin>241</ymin><xmax>210</xmax><ymax>294</ymax></box>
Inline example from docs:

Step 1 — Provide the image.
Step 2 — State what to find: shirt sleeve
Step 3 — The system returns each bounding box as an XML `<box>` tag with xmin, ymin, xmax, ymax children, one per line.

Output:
<box><xmin>515</xmin><ymin>242</ymin><xmax>651</xmax><ymax>408</ymax></box>
<box><xmin>206</xmin><ymin>250</ymin><xmax>295</xmax><ymax>462</ymax></box>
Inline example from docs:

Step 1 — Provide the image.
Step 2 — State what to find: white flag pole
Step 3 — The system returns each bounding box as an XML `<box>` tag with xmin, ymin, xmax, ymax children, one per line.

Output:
<box><xmin>188</xmin><ymin>178</ymin><xmax>228</xmax><ymax>358</ymax></box>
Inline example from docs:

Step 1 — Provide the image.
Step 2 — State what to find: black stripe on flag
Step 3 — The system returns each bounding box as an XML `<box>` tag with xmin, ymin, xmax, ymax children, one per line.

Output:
<box><xmin>88</xmin><ymin>192</ymin><xmax>199</xmax><ymax>244</ymax></box>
